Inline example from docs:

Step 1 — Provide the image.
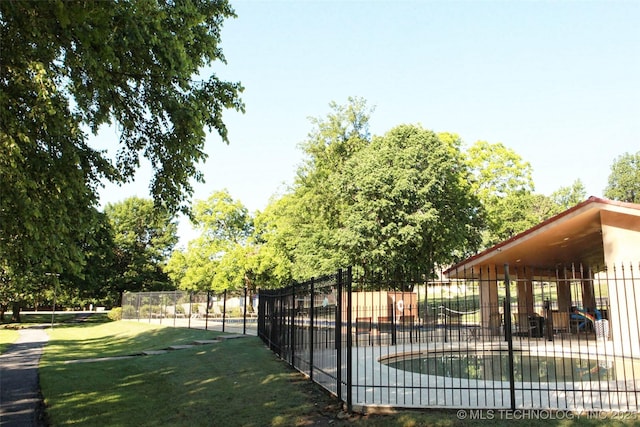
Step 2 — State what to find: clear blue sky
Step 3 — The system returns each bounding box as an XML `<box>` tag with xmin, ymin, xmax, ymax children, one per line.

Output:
<box><xmin>97</xmin><ymin>1</ymin><xmax>640</xmax><ymax>242</ymax></box>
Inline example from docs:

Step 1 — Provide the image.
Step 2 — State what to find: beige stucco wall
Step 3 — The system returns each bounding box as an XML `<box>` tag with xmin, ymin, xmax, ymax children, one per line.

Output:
<box><xmin>601</xmin><ymin>210</ymin><xmax>640</xmax><ymax>356</ymax></box>
<box><xmin>601</xmin><ymin>211</ymin><xmax>640</xmax><ymax>263</ymax></box>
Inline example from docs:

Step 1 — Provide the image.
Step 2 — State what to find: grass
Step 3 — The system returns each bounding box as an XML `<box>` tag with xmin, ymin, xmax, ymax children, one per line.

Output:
<box><xmin>0</xmin><ymin>311</ymin><xmax>85</xmax><ymax>353</ymax></box>
<box><xmin>0</xmin><ymin>327</ymin><xmax>19</xmax><ymax>353</ymax></box>
<box><xmin>38</xmin><ymin>318</ymin><xmax>640</xmax><ymax>427</ymax></box>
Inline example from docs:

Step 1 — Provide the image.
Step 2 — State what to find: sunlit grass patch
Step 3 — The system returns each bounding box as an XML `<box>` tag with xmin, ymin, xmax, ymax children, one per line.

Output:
<box><xmin>39</xmin><ymin>320</ymin><xmax>639</xmax><ymax>427</ymax></box>
<box><xmin>0</xmin><ymin>328</ymin><xmax>19</xmax><ymax>353</ymax></box>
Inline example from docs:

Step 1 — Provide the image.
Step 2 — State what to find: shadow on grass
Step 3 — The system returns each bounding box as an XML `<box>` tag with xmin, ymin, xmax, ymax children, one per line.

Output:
<box><xmin>43</xmin><ymin>322</ymin><xmax>222</xmax><ymax>362</ymax></box>
<box><xmin>41</xmin><ymin>334</ymin><xmax>337</xmax><ymax>427</ymax></box>
<box><xmin>39</xmin><ymin>321</ymin><xmax>640</xmax><ymax>427</ymax></box>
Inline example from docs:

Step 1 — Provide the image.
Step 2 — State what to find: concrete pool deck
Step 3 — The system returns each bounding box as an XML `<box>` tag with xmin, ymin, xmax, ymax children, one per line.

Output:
<box><xmin>303</xmin><ymin>337</ymin><xmax>640</xmax><ymax>412</ymax></box>
<box><xmin>125</xmin><ymin>317</ymin><xmax>640</xmax><ymax>412</ymax></box>
<box><xmin>347</xmin><ymin>338</ymin><xmax>640</xmax><ymax>411</ymax></box>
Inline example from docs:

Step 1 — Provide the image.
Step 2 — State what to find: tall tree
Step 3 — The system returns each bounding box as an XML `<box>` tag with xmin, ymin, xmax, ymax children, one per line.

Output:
<box><xmin>166</xmin><ymin>190</ymin><xmax>253</xmax><ymax>292</ymax></box>
<box><xmin>604</xmin><ymin>151</ymin><xmax>640</xmax><ymax>203</ymax></box>
<box><xmin>105</xmin><ymin>197</ymin><xmax>178</xmax><ymax>302</ymax></box>
<box><xmin>551</xmin><ymin>179</ymin><xmax>587</xmax><ymax>210</ymax></box>
<box><xmin>336</xmin><ymin>125</ymin><xmax>483</xmax><ymax>277</ymax></box>
<box><xmin>290</xmin><ymin>97</ymin><xmax>373</xmax><ymax>278</ymax></box>
<box><xmin>0</xmin><ymin>1</ymin><xmax>243</xmax><ymax>301</ymax></box>
<box><xmin>58</xmin><ymin>209</ymin><xmax>117</xmax><ymax>308</ymax></box>
<box><xmin>466</xmin><ymin>141</ymin><xmax>536</xmax><ymax>246</ymax></box>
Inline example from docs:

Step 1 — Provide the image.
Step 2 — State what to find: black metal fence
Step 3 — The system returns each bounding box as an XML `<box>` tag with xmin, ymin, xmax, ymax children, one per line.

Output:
<box><xmin>121</xmin><ymin>289</ymin><xmax>258</xmax><ymax>335</ymax></box>
<box><xmin>258</xmin><ymin>263</ymin><xmax>640</xmax><ymax>412</ymax></box>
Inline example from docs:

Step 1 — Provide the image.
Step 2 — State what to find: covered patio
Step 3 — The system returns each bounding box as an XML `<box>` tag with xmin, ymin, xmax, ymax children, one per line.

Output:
<box><xmin>445</xmin><ymin>197</ymin><xmax>640</xmax><ymax>356</ymax></box>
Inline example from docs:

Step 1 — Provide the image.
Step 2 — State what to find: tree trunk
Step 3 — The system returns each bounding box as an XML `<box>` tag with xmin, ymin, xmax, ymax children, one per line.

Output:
<box><xmin>11</xmin><ymin>301</ymin><xmax>21</xmax><ymax>323</ymax></box>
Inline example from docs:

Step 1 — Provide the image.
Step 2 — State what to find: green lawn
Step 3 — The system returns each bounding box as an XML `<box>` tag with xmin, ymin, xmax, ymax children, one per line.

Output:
<box><xmin>0</xmin><ymin>327</ymin><xmax>19</xmax><ymax>353</ymax></box>
<box><xmin>39</xmin><ymin>319</ymin><xmax>639</xmax><ymax>427</ymax></box>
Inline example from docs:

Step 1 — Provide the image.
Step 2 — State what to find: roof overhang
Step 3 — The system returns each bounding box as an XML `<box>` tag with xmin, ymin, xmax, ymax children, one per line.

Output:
<box><xmin>445</xmin><ymin>197</ymin><xmax>640</xmax><ymax>278</ymax></box>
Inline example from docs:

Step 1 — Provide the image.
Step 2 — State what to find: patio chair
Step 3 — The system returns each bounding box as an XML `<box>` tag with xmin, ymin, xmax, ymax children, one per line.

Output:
<box><xmin>398</xmin><ymin>315</ymin><xmax>417</xmax><ymax>343</ymax></box>
<box><xmin>551</xmin><ymin>311</ymin><xmax>570</xmax><ymax>335</ymax></box>
<box><xmin>377</xmin><ymin>316</ymin><xmax>396</xmax><ymax>345</ymax></box>
<box><xmin>516</xmin><ymin>313</ymin><xmax>543</xmax><ymax>338</ymax></box>
<box><xmin>354</xmin><ymin>317</ymin><xmax>373</xmax><ymax>346</ymax></box>
<box><xmin>209</xmin><ymin>304</ymin><xmax>223</xmax><ymax>319</ymax></box>
<box><xmin>247</xmin><ymin>306</ymin><xmax>258</xmax><ymax>318</ymax></box>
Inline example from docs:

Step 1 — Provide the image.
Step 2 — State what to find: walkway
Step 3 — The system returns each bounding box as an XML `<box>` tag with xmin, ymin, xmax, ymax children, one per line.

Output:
<box><xmin>0</xmin><ymin>326</ymin><xmax>49</xmax><ymax>427</ymax></box>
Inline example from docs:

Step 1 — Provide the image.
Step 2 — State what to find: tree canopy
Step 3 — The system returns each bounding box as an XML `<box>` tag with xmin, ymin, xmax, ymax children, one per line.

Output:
<box><xmin>166</xmin><ymin>190</ymin><xmax>253</xmax><ymax>292</ymax></box>
<box><xmin>0</xmin><ymin>0</ymin><xmax>243</xmax><ymax>305</ymax></box>
<box><xmin>104</xmin><ymin>197</ymin><xmax>178</xmax><ymax>301</ymax></box>
<box><xmin>466</xmin><ymin>140</ymin><xmax>536</xmax><ymax>246</ymax></box>
<box><xmin>605</xmin><ymin>151</ymin><xmax>640</xmax><ymax>203</ymax></box>
<box><xmin>337</xmin><ymin>125</ymin><xmax>483</xmax><ymax>275</ymax></box>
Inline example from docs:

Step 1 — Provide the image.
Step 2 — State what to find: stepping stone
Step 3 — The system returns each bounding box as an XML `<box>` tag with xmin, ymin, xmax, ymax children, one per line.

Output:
<box><xmin>218</xmin><ymin>334</ymin><xmax>247</xmax><ymax>340</ymax></box>
<box><xmin>142</xmin><ymin>350</ymin><xmax>169</xmax><ymax>355</ymax></box>
<box><xmin>167</xmin><ymin>344</ymin><xmax>195</xmax><ymax>350</ymax></box>
<box><xmin>64</xmin><ymin>355</ymin><xmax>138</xmax><ymax>364</ymax></box>
<box><xmin>193</xmin><ymin>340</ymin><xmax>220</xmax><ymax>345</ymax></box>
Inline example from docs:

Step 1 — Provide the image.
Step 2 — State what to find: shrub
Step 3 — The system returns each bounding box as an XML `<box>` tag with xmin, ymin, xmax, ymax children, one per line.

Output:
<box><xmin>108</xmin><ymin>307</ymin><xmax>123</xmax><ymax>321</ymax></box>
<box><xmin>139</xmin><ymin>304</ymin><xmax>161</xmax><ymax>317</ymax></box>
<box><xmin>122</xmin><ymin>305</ymin><xmax>137</xmax><ymax>319</ymax></box>
<box><xmin>228</xmin><ymin>307</ymin><xmax>243</xmax><ymax>318</ymax></box>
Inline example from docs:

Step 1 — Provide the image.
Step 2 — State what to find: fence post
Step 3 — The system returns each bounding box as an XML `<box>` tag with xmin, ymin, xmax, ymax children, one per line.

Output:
<box><xmin>309</xmin><ymin>278</ymin><xmax>315</xmax><ymax>381</ymax></box>
<box><xmin>504</xmin><ymin>264</ymin><xmax>516</xmax><ymax>411</ymax></box>
<box><xmin>257</xmin><ymin>288</ymin><xmax>263</xmax><ymax>339</ymax></box>
<box><xmin>243</xmin><ymin>286</ymin><xmax>248</xmax><ymax>335</ymax></box>
<box><xmin>205</xmin><ymin>291</ymin><xmax>210</xmax><ymax>331</ymax></box>
<box><xmin>188</xmin><ymin>292</ymin><xmax>192</xmax><ymax>329</ymax></box>
<box><xmin>290</xmin><ymin>282</ymin><xmax>296</xmax><ymax>366</ymax></box>
<box><xmin>336</xmin><ymin>269</ymin><xmax>343</xmax><ymax>402</ymax></box>
<box><xmin>346</xmin><ymin>266</ymin><xmax>353</xmax><ymax>413</ymax></box>
<box><xmin>222</xmin><ymin>289</ymin><xmax>227</xmax><ymax>333</ymax></box>
<box><xmin>173</xmin><ymin>291</ymin><xmax>177</xmax><ymax>327</ymax></box>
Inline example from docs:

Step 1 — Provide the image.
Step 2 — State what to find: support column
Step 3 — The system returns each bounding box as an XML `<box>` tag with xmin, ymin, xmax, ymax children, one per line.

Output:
<box><xmin>581</xmin><ymin>271</ymin><xmax>596</xmax><ymax>310</ymax></box>
<box><xmin>479</xmin><ymin>265</ymin><xmax>500</xmax><ymax>335</ymax></box>
<box><xmin>516</xmin><ymin>267</ymin><xmax>535</xmax><ymax>315</ymax></box>
<box><xmin>557</xmin><ymin>268</ymin><xmax>572</xmax><ymax>312</ymax></box>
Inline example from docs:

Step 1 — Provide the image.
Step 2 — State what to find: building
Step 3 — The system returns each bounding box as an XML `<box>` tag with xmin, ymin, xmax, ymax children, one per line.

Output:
<box><xmin>445</xmin><ymin>196</ymin><xmax>640</xmax><ymax>355</ymax></box>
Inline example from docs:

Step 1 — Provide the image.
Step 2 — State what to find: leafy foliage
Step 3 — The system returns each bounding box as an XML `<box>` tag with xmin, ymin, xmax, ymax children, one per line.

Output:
<box><xmin>104</xmin><ymin>198</ymin><xmax>178</xmax><ymax>301</ymax></box>
<box><xmin>166</xmin><ymin>190</ymin><xmax>253</xmax><ymax>292</ymax></box>
<box><xmin>253</xmin><ymin>98</ymin><xmax>373</xmax><ymax>282</ymax></box>
<box><xmin>551</xmin><ymin>179</ymin><xmax>588</xmax><ymax>210</ymax></box>
<box><xmin>337</xmin><ymin>125</ymin><xmax>483</xmax><ymax>275</ymax></box>
<box><xmin>466</xmin><ymin>140</ymin><xmax>536</xmax><ymax>246</ymax></box>
<box><xmin>605</xmin><ymin>151</ymin><xmax>640</xmax><ymax>203</ymax></box>
<box><xmin>0</xmin><ymin>0</ymin><xmax>242</xmax><ymax>307</ymax></box>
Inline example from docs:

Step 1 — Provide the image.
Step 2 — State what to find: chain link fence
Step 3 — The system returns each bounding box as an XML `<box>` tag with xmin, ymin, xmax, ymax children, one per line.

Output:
<box><xmin>121</xmin><ymin>289</ymin><xmax>258</xmax><ymax>335</ymax></box>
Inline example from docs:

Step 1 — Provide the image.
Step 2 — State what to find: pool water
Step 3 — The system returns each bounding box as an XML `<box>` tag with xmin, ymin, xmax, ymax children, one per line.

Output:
<box><xmin>383</xmin><ymin>352</ymin><xmax>633</xmax><ymax>382</ymax></box>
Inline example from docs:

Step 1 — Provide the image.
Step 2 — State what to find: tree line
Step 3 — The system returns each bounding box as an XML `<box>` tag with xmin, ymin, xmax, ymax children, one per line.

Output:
<box><xmin>8</xmin><ymin>97</ymin><xmax>629</xmax><ymax>319</ymax></box>
<box><xmin>2</xmin><ymin>2</ymin><xmax>638</xmax><ymax>320</ymax></box>
<box><xmin>166</xmin><ymin>98</ymin><xmax>638</xmax><ymax>297</ymax></box>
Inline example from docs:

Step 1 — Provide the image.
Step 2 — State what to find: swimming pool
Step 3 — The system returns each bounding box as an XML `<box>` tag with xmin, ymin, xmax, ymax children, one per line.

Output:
<box><xmin>381</xmin><ymin>351</ymin><xmax>640</xmax><ymax>382</ymax></box>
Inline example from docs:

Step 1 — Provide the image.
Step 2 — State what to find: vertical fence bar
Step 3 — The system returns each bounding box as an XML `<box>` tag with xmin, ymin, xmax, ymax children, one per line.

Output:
<box><xmin>346</xmin><ymin>266</ymin><xmax>353</xmax><ymax>412</ymax></box>
<box><xmin>222</xmin><ymin>289</ymin><xmax>227</xmax><ymax>333</ymax></box>
<box><xmin>188</xmin><ymin>292</ymin><xmax>192</xmax><ymax>328</ymax></box>
<box><xmin>290</xmin><ymin>283</ymin><xmax>296</xmax><ymax>368</ymax></box>
<box><xmin>309</xmin><ymin>278</ymin><xmax>315</xmax><ymax>381</ymax></box>
<box><xmin>336</xmin><ymin>269</ymin><xmax>343</xmax><ymax>401</ymax></box>
<box><xmin>243</xmin><ymin>286</ymin><xmax>248</xmax><ymax>335</ymax></box>
<box><xmin>205</xmin><ymin>291</ymin><xmax>210</xmax><ymax>331</ymax></box>
<box><xmin>503</xmin><ymin>264</ymin><xmax>516</xmax><ymax>410</ymax></box>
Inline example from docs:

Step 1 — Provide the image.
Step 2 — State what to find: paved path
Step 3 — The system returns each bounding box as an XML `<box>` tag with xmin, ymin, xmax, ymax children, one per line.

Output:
<box><xmin>0</xmin><ymin>326</ymin><xmax>49</xmax><ymax>427</ymax></box>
